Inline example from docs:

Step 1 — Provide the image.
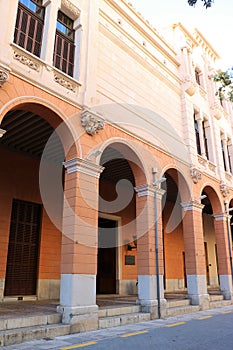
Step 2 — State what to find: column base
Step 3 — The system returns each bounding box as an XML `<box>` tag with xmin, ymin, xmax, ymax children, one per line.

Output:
<box><xmin>187</xmin><ymin>274</ymin><xmax>209</xmax><ymax>309</ymax></box>
<box><xmin>188</xmin><ymin>293</ymin><xmax>210</xmax><ymax>309</ymax></box>
<box><xmin>139</xmin><ymin>299</ymin><xmax>167</xmax><ymax>319</ymax></box>
<box><xmin>57</xmin><ymin>305</ymin><xmax>99</xmax><ymax>332</ymax></box>
<box><xmin>219</xmin><ymin>275</ymin><xmax>233</xmax><ymax>300</ymax></box>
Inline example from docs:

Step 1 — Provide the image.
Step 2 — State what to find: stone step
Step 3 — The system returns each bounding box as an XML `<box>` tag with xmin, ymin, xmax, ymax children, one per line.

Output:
<box><xmin>98</xmin><ymin>305</ymin><xmax>141</xmax><ymax>318</ymax></box>
<box><xmin>0</xmin><ymin>323</ymin><xmax>70</xmax><ymax>347</ymax></box>
<box><xmin>210</xmin><ymin>300</ymin><xmax>232</xmax><ymax>309</ymax></box>
<box><xmin>166</xmin><ymin>299</ymin><xmax>190</xmax><ymax>308</ymax></box>
<box><xmin>209</xmin><ymin>295</ymin><xmax>223</xmax><ymax>302</ymax></box>
<box><xmin>166</xmin><ymin>305</ymin><xmax>200</xmax><ymax>317</ymax></box>
<box><xmin>98</xmin><ymin>312</ymin><xmax>150</xmax><ymax>329</ymax></box>
<box><xmin>0</xmin><ymin>313</ymin><xmax>61</xmax><ymax>331</ymax></box>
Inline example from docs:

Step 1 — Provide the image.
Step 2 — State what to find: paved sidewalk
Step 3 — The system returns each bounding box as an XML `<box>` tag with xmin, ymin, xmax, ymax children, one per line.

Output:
<box><xmin>3</xmin><ymin>304</ymin><xmax>233</xmax><ymax>349</ymax></box>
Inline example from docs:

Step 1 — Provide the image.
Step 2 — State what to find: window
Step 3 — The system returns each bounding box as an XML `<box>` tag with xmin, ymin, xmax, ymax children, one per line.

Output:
<box><xmin>221</xmin><ymin>139</ymin><xmax>227</xmax><ymax>171</ymax></box>
<box><xmin>194</xmin><ymin>114</ymin><xmax>201</xmax><ymax>155</ymax></box>
<box><xmin>227</xmin><ymin>144</ymin><xmax>232</xmax><ymax>173</ymax></box>
<box><xmin>53</xmin><ymin>11</ymin><xmax>75</xmax><ymax>77</ymax></box>
<box><xmin>202</xmin><ymin>121</ymin><xmax>209</xmax><ymax>160</ymax></box>
<box><xmin>195</xmin><ymin>69</ymin><xmax>201</xmax><ymax>85</ymax></box>
<box><xmin>14</xmin><ymin>0</ymin><xmax>45</xmax><ymax>57</ymax></box>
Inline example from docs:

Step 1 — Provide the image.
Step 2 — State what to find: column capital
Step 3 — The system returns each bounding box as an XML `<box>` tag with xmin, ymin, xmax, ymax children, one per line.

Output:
<box><xmin>63</xmin><ymin>157</ymin><xmax>104</xmax><ymax>178</ymax></box>
<box><xmin>0</xmin><ymin>128</ymin><xmax>6</xmax><ymax>138</ymax></box>
<box><xmin>213</xmin><ymin>213</ymin><xmax>232</xmax><ymax>221</ymax></box>
<box><xmin>181</xmin><ymin>200</ymin><xmax>204</xmax><ymax>212</ymax></box>
<box><xmin>135</xmin><ymin>184</ymin><xmax>166</xmax><ymax>199</ymax></box>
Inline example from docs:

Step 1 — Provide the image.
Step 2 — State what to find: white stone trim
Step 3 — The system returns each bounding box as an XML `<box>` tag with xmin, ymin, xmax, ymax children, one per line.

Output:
<box><xmin>60</xmin><ymin>274</ymin><xmax>96</xmax><ymax>307</ymax></box>
<box><xmin>181</xmin><ymin>201</ymin><xmax>204</xmax><ymax>212</ymax></box>
<box><xmin>186</xmin><ymin>274</ymin><xmax>209</xmax><ymax>308</ymax></box>
<box><xmin>135</xmin><ymin>184</ymin><xmax>165</xmax><ymax>198</ymax></box>
<box><xmin>63</xmin><ymin>158</ymin><xmax>104</xmax><ymax>178</ymax></box>
<box><xmin>61</xmin><ymin>0</ymin><xmax>81</xmax><ymax>19</ymax></box>
<box><xmin>219</xmin><ymin>274</ymin><xmax>233</xmax><ymax>300</ymax></box>
<box><xmin>0</xmin><ymin>129</ymin><xmax>6</xmax><ymax>137</ymax></box>
<box><xmin>213</xmin><ymin>213</ymin><xmax>230</xmax><ymax>221</ymax></box>
<box><xmin>138</xmin><ymin>274</ymin><xmax>164</xmax><ymax>300</ymax></box>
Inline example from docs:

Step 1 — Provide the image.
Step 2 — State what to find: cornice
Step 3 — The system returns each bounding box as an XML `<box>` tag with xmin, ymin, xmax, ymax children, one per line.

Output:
<box><xmin>100</xmin><ymin>2</ymin><xmax>178</xmax><ymax>66</ymax></box>
<box><xmin>99</xmin><ymin>21</ymin><xmax>181</xmax><ymax>89</ymax></box>
<box><xmin>193</xmin><ymin>28</ymin><xmax>220</xmax><ymax>61</ymax></box>
<box><xmin>172</xmin><ymin>23</ymin><xmax>198</xmax><ymax>48</ymax></box>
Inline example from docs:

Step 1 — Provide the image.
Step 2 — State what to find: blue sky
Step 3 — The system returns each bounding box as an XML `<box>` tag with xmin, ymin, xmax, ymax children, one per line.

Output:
<box><xmin>131</xmin><ymin>0</ymin><xmax>233</xmax><ymax>70</ymax></box>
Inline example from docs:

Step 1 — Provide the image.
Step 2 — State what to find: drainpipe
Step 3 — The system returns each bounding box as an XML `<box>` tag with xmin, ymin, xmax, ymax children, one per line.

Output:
<box><xmin>224</xmin><ymin>200</ymin><xmax>233</xmax><ymax>283</ymax></box>
<box><xmin>152</xmin><ymin>168</ymin><xmax>166</xmax><ymax>319</ymax></box>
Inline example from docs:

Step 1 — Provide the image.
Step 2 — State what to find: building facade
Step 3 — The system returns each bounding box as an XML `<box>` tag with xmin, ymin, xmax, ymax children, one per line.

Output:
<box><xmin>0</xmin><ymin>0</ymin><xmax>232</xmax><ymax>330</ymax></box>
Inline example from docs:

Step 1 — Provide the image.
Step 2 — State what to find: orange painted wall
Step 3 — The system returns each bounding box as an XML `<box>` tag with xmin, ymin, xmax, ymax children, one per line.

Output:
<box><xmin>0</xmin><ymin>147</ymin><xmax>61</xmax><ymax>280</ymax></box>
<box><xmin>163</xmin><ymin>202</ymin><xmax>185</xmax><ymax>280</ymax></box>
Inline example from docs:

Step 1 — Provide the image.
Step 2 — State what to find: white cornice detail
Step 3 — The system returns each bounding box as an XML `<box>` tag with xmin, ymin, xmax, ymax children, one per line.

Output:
<box><xmin>181</xmin><ymin>201</ymin><xmax>204</xmax><ymax>212</ymax></box>
<box><xmin>0</xmin><ymin>129</ymin><xmax>6</xmax><ymax>137</ymax></box>
<box><xmin>135</xmin><ymin>184</ymin><xmax>166</xmax><ymax>198</ymax></box>
<box><xmin>63</xmin><ymin>158</ymin><xmax>104</xmax><ymax>178</ymax></box>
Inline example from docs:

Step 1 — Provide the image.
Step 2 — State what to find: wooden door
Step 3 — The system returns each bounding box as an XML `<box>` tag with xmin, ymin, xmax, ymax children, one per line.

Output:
<box><xmin>204</xmin><ymin>242</ymin><xmax>210</xmax><ymax>286</ymax></box>
<box><xmin>4</xmin><ymin>199</ymin><xmax>42</xmax><ymax>296</ymax></box>
<box><xmin>97</xmin><ymin>218</ymin><xmax>117</xmax><ymax>294</ymax></box>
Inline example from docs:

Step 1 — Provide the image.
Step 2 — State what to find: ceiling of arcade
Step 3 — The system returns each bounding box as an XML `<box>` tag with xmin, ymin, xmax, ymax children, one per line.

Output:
<box><xmin>0</xmin><ymin>110</ymin><xmax>64</xmax><ymax>161</ymax></box>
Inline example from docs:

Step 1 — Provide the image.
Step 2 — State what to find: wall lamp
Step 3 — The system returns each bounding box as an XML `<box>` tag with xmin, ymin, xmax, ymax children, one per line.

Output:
<box><xmin>127</xmin><ymin>235</ymin><xmax>137</xmax><ymax>251</ymax></box>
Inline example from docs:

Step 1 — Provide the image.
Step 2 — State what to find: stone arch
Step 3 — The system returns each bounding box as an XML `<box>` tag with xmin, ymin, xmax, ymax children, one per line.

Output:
<box><xmin>200</xmin><ymin>184</ymin><xmax>222</xmax><ymax>215</ymax></box>
<box><xmin>91</xmin><ymin>137</ymin><xmax>150</xmax><ymax>187</ymax></box>
<box><xmin>0</xmin><ymin>100</ymin><xmax>80</xmax><ymax>300</ymax></box>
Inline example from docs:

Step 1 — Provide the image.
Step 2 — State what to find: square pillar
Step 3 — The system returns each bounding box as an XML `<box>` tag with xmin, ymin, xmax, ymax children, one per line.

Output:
<box><xmin>213</xmin><ymin>213</ymin><xmax>232</xmax><ymax>300</ymax></box>
<box><xmin>181</xmin><ymin>201</ymin><xmax>210</xmax><ymax>309</ymax></box>
<box><xmin>135</xmin><ymin>185</ymin><xmax>166</xmax><ymax>318</ymax></box>
<box><xmin>57</xmin><ymin>158</ymin><xmax>104</xmax><ymax>332</ymax></box>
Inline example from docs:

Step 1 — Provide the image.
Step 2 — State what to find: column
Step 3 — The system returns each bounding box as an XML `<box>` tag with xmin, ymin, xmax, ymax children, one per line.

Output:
<box><xmin>135</xmin><ymin>184</ymin><xmax>166</xmax><ymax>319</ymax></box>
<box><xmin>222</xmin><ymin>137</ymin><xmax>230</xmax><ymax>173</ymax></box>
<box><xmin>213</xmin><ymin>213</ymin><xmax>232</xmax><ymax>300</ymax></box>
<box><xmin>57</xmin><ymin>158</ymin><xmax>104</xmax><ymax>332</ymax></box>
<box><xmin>181</xmin><ymin>201</ymin><xmax>210</xmax><ymax>309</ymax></box>
<box><xmin>40</xmin><ymin>0</ymin><xmax>60</xmax><ymax>64</ymax></box>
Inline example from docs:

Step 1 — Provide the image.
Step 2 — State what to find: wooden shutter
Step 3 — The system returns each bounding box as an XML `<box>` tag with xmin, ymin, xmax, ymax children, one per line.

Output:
<box><xmin>14</xmin><ymin>3</ymin><xmax>44</xmax><ymax>57</ymax></box>
<box><xmin>4</xmin><ymin>199</ymin><xmax>42</xmax><ymax>296</ymax></box>
<box><xmin>53</xmin><ymin>31</ymin><xmax>75</xmax><ymax>77</ymax></box>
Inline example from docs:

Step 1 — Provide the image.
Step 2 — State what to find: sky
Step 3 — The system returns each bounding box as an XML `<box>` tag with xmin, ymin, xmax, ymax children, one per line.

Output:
<box><xmin>131</xmin><ymin>0</ymin><xmax>233</xmax><ymax>70</ymax></box>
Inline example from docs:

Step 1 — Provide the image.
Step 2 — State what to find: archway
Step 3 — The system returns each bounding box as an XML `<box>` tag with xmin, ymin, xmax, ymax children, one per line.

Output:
<box><xmin>201</xmin><ymin>186</ymin><xmax>222</xmax><ymax>291</ymax></box>
<box><xmin>98</xmin><ymin>142</ymin><xmax>146</xmax><ymax>295</ymax></box>
<box><xmin>0</xmin><ymin>103</ymin><xmax>75</xmax><ymax>300</ymax></box>
<box><xmin>162</xmin><ymin>168</ymin><xmax>190</xmax><ymax>293</ymax></box>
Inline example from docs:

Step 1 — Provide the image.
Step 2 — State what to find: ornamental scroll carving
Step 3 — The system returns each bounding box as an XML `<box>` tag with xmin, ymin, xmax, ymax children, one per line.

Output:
<box><xmin>61</xmin><ymin>0</ymin><xmax>80</xmax><ymax>17</ymax></box>
<box><xmin>190</xmin><ymin>167</ymin><xmax>202</xmax><ymax>184</ymax></box>
<box><xmin>81</xmin><ymin>110</ymin><xmax>104</xmax><ymax>136</ymax></box>
<box><xmin>13</xmin><ymin>50</ymin><xmax>40</xmax><ymax>71</ymax></box>
<box><xmin>0</xmin><ymin>70</ymin><xmax>9</xmax><ymax>87</ymax></box>
<box><xmin>54</xmin><ymin>73</ymin><xmax>76</xmax><ymax>92</ymax></box>
<box><xmin>220</xmin><ymin>181</ymin><xmax>230</xmax><ymax>198</ymax></box>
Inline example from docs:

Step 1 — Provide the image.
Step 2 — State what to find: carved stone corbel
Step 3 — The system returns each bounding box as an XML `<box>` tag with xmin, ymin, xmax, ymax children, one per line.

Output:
<box><xmin>182</xmin><ymin>74</ymin><xmax>197</xmax><ymax>96</ymax></box>
<box><xmin>81</xmin><ymin>109</ymin><xmax>104</xmax><ymax>136</ymax></box>
<box><xmin>220</xmin><ymin>181</ymin><xmax>230</xmax><ymax>198</ymax></box>
<box><xmin>0</xmin><ymin>70</ymin><xmax>9</xmax><ymax>87</ymax></box>
<box><xmin>190</xmin><ymin>167</ymin><xmax>202</xmax><ymax>184</ymax></box>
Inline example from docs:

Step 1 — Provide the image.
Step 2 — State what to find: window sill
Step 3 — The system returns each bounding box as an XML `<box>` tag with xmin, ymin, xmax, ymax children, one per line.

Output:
<box><xmin>10</xmin><ymin>43</ymin><xmax>81</xmax><ymax>94</ymax></box>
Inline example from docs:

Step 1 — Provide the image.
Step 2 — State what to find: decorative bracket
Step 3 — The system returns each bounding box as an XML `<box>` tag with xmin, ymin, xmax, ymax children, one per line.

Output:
<box><xmin>190</xmin><ymin>167</ymin><xmax>202</xmax><ymax>184</ymax></box>
<box><xmin>81</xmin><ymin>109</ymin><xmax>104</xmax><ymax>136</ymax></box>
<box><xmin>220</xmin><ymin>181</ymin><xmax>230</xmax><ymax>198</ymax></box>
<box><xmin>0</xmin><ymin>70</ymin><xmax>9</xmax><ymax>87</ymax></box>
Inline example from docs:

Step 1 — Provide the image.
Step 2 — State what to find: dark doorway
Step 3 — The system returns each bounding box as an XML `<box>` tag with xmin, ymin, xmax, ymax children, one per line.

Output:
<box><xmin>4</xmin><ymin>199</ymin><xmax>42</xmax><ymax>296</ymax></box>
<box><xmin>97</xmin><ymin>218</ymin><xmax>117</xmax><ymax>294</ymax></box>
